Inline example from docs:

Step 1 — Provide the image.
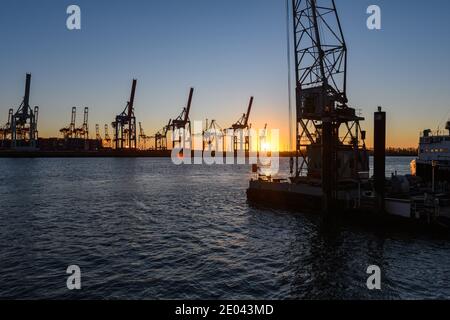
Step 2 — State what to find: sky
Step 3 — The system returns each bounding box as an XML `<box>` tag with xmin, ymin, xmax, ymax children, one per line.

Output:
<box><xmin>0</xmin><ymin>0</ymin><xmax>449</xmax><ymax>149</ymax></box>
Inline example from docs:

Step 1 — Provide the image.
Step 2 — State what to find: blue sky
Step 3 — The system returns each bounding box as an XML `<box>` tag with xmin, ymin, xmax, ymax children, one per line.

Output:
<box><xmin>0</xmin><ymin>0</ymin><xmax>449</xmax><ymax>148</ymax></box>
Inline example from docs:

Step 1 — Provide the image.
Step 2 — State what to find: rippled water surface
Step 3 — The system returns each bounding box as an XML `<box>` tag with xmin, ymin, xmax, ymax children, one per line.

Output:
<box><xmin>0</xmin><ymin>157</ymin><xmax>449</xmax><ymax>299</ymax></box>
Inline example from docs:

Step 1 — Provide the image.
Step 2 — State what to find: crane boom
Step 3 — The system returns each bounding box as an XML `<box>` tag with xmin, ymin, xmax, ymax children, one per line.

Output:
<box><xmin>23</xmin><ymin>73</ymin><xmax>31</xmax><ymax>116</ymax></box>
<box><xmin>164</xmin><ymin>119</ymin><xmax>172</xmax><ymax>135</ymax></box>
<box><xmin>244</xmin><ymin>96</ymin><xmax>253</xmax><ymax>127</ymax></box>
<box><xmin>184</xmin><ymin>88</ymin><xmax>194</xmax><ymax>123</ymax></box>
<box><xmin>310</xmin><ymin>0</ymin><xmax>327</xmax><ymax>87</ymax></box>
<box><xmin>113</xmin><ymin>79</ymin><xmax>138</xmax><ymax>149</ymax></box>
<box><xmin>128</xmin><ymin>79</ymin><xmax>137</xmax><ymax>118</ymax></box>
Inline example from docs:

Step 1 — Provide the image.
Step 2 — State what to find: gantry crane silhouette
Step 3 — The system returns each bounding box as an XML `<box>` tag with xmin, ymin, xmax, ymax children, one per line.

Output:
<box><xmin>112</xmin><ymin>79</ymin><xmax>137</xmax><ymax>150</ymax></box>
<box><xmin>171</xmin><ymin>88</ymin><xmax>194</xmax><ymax>149</ymax></box>
<box><xmin>11</xmin><ymin>73</ymin><xmax>39</xmax><ymax>148</ymax></box>
<box><xmin>230</xmin><ymin>96</ymin><xmax>253</xmax><ymax>153</ymax></box>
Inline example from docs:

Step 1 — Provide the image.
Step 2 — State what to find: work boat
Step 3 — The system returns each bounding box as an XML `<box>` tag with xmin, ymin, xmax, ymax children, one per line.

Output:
<box><xmin>411</xmin><ymin>121</ymin><xmax>450</xmax><ymax>183</ymax></box>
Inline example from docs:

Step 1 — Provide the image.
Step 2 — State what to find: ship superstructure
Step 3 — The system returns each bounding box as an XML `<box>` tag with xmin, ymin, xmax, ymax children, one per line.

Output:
<box><xmin>412</xmin><ymin>121</ymin><xmax>450</xmax><ymax>182</ymax></box>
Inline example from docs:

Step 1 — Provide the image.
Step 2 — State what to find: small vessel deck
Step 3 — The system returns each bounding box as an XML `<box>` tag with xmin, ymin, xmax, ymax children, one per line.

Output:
<box><xmin>247</xmin><ymin>179</ymin><xmax>450</xmax><ymax>232</ymax></box>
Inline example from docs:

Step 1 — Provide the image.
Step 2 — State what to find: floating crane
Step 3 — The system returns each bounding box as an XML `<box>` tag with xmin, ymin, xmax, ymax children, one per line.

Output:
<box><xmin>230</xmin><ymin>96</ymin><xmax>253</xmax><ymax>153</ymax></box>
<box><xmin>113</xmin><ymin>79</ymin><xmax>137</xmax><ymax>150</ymax></box>
<box><xmin>11</xmin><ymin>73</ymin><xmax>39</xmax><ymax>148</ymax></box>
<box><xmin>247</xmin><ymin>0</ymin><xmax>370</xmax><ymax>217</ymax></box>
<box><xmin>60</xmin><ymin>107</ymin><xmax>77</xmax><ymax>139</ymax></box>
<box><xmin>291</xmin><ymin>0</ymin><xmax>368</xmax><ymax>213</ymax></box>
<box><xmin>154</xmin><ymin>119</ymin><xmax>171</xmax><ymax>151</ymax></box>
<box><xmin>171</xmin><ymin>88</ymin><xmax>194</xmax><ymax>148</ymax></box>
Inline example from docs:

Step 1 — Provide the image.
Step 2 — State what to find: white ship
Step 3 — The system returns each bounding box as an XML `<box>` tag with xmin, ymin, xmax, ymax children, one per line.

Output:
<box><xmin>411</xmin><ymin>121</ymin><xmax>450</xmax><ymax>182</ymax></box>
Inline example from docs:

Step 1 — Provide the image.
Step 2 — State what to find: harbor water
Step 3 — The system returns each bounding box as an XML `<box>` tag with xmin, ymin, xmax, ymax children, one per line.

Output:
<box><xmin>0</xmin><ymin>157</ymin><xmax>449</xmax><ymax>299</ymax></box>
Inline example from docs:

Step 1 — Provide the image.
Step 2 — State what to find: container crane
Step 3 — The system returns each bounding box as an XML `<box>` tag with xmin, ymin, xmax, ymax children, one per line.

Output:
<box><xmin>0</xmin><ymin>109</ymin><xmax>13</xmax><ymax>148</ymax></box>
<box><xmin>95</xmin><ymin>124</ymin><xmax>102</xmax><ymax>141</ymax></box>
<box><xmin>113</xmin><ymin>79</ymin><xmax>137</xmax><ymax>150</ymax></box>
<box><xmin>171</xmin><ymin>88</ymin><xmax>194</xmax><ymax>148</ymax></box>
<box><xmin>259</xmin><ymin>123</ymin><xmax>268</xmax><ymax>152</ymax></box>
<box><xmin>230</xmin><ymin>96</ymin><xmax>253</xmax><ymax>153</ymax></box>
<box><xmin>203</xmin><ymin>119</ymin><xmax>224</xmax><ymax>151</ymax></box>
<box><xmin>231</xmin><ymin>97</ymin><xmax>253</xmax><ymax>131</ymax></box>
<box><xmin>154</xmin><ymin>119</ymin><xmax>171</xmax><ymax>151</ymax></box>
<box><xmin>11</xmin><ymin>73</ymin><xmax>39</xmax><ymax>148</ymax></box>
<box><xmin>104</xmin><ymin>124</ymin><xmax>112</xmax><ymax>148</ymax></box>
<box><xmin>60</xmin><ymin>107</ymin><xmax>77</xmax><ymax>139</ymax></box>
<box><xmin>138</xmin><ymin>122</ymin><xmax>151</xmax><ymax>150</ymax></box>
<box><xmin>34</xmin><ymin>107</ymin><xmax>39</xmax><ymax>140</ymax></box>
<box><xmin>74</xmin><ymin>107</ymin><xmax>89</xmax><ymax>139</ymax></box>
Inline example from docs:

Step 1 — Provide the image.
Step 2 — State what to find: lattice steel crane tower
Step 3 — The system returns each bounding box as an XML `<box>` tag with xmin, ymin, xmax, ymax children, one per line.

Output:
<box><xmin>291</xmin><ymin>0</ymin><xmax>368</xmax><ymax>212</ymax></box>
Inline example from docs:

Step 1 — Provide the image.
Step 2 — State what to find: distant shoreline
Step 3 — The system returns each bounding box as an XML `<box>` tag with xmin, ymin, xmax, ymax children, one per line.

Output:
<box><xmin>0</xmin><ymin>149</ymin><xmax>418</xmax><ymax>158</ymax></box>
<box><xmin>279</xmin><ymin>149</ymin><xmax>417</xmax><ymax>158</ymax></box>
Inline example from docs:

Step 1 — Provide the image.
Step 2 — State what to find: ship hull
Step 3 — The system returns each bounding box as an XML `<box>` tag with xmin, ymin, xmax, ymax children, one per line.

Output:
<box><xmin>416</xmin><ymin>161</ymin><xmax>450</xmax><ymax>182</ymax></box>
<box><xmin>246</xmin><ymin>180</ymin><xmax>359</xmax><ymax>212</ymax></box>
<box><xmin>247</xmin><ymin>180</ymin><xmax>450</xmax><ymax>232</ymax></box>
<box><xmin>247</xmin><ymin>181</ymin><xmax>322</xmax><ymax>212</ymax></box>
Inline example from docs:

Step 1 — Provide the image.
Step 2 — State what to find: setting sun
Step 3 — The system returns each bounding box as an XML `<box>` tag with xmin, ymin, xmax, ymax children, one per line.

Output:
<box><xmin>261</xmin><ymin>142</ymin><xmax>271</xmax><ymax>152</ymax></box>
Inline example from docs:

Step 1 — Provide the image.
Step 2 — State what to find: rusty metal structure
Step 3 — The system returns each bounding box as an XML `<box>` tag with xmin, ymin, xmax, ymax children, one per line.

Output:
<box><xmin>291</xmin><ymin>0</ymin><xmax>368</xmax><ymax>213</ymax></box>
<box><xmin>113</xmin><ymin>79</ymin><xmax>137</xmax><ymax>150</ymax></box>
